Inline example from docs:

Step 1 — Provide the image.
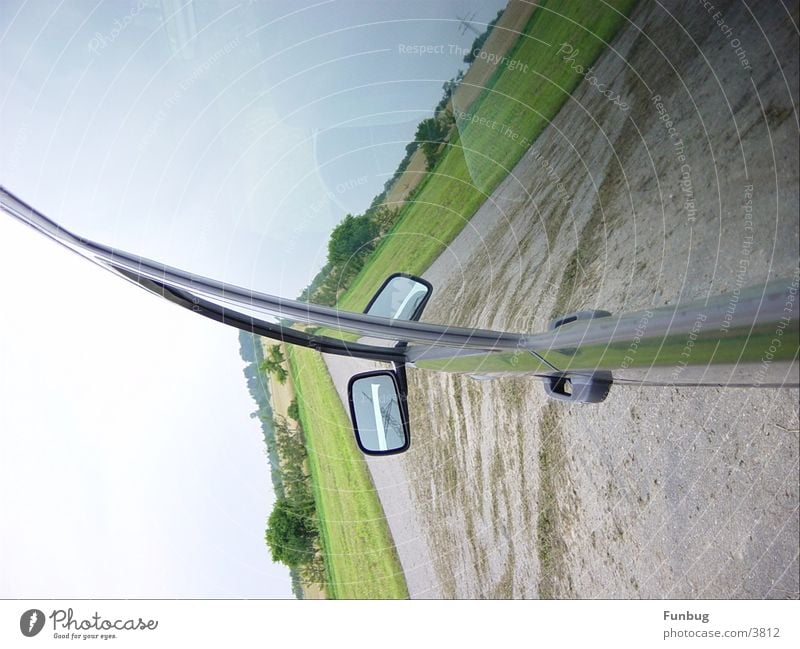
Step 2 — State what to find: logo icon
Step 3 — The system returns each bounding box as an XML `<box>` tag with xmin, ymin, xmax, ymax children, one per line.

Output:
<box><xmin>20</xmin><ymin>609</ymin><xmax>45</xmax><ymax>637</ymax></box>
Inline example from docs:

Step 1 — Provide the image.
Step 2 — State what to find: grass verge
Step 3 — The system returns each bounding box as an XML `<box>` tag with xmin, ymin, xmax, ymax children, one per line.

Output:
<box><xmin>286</xmin><ymin>345</ymin><xmax>409</xmax><ymax>599</ymax></box>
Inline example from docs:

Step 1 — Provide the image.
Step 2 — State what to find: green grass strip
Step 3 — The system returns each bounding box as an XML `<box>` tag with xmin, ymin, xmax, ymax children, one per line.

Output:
<box><xmin>286</xmin><ymin>346</ymin><xmax>409</xmax><ymax>599</ymax></box>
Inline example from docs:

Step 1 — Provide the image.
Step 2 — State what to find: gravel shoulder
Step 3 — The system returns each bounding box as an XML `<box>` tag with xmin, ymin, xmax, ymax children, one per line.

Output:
<box><xmin>328</xmin><ymin>0</ymin><xmax>799</xmax><ymax>599</ymax></box>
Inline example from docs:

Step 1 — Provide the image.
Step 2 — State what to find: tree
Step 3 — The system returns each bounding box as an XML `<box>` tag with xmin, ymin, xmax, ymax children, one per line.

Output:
<box><xmin>415</xmin><ymin>117</ymin><xmax>447</xmax><ymax>146</ymax></box>
<box><xmin>287</xmin><ymin>399</ymin><xmax>300</xmax><ymax>422</ymax></box>
<box><xmin>368</xmin><ymin>205</ymin><xmax>398</xmax><ymax>236</ymax></box>
<box><xmin>299</xmin><ymin>556</ymin><xmax>327</xmax><ymax>586</ymax></box>
<box><xmin>259</xmin><ymin>344</ymin><xmax>288</xmax><ymax>384</ymax></box>
<box><xmin>415</xmin><ymin>117</ymin><xmax>450</xmax><ymax>170</ymax></box>
<box><xmin>327</xmin><ymin>214</ymin><xmax>379</xmax><ymax>269</ymax></box>
<box><xmin>265</xmin><ymin>497</ymin><xmax>317</xmax><ymax>567</ymax></box>
<box><xmin>434</xmin><ymin>71</ymin><xmax>464</xmax><ymax>115</ymax></box>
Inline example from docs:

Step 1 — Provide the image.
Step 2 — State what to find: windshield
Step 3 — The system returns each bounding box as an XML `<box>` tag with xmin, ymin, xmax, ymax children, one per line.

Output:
<box><xmin>2</xmin><ymin>0</ymin><xmax>798</xmax><ymax>607</ymax></box>
<box><xmin>1</xmin><ymin>0</ymin><xmax>506</xmax><ymax>306</ymax></box>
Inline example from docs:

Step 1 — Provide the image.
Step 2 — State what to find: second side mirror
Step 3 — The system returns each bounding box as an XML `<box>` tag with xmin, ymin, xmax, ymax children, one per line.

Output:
<box><xmin>364</xmin><ymin>273</ymin><xmax>432</xmax><ymax>321</ymax></box>
<box><xmin>347</xmin><ymin>370</ymin><xmax>410</xmax><ymax>455</ymax></box>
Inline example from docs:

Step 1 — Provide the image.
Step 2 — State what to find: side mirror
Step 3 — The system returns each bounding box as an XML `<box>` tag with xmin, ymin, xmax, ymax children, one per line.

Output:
<box><xmin>347</xmin><ymin>370</ymin><xmax>410</xmax><ymax>455</ymax></box>
<box><xmin>364</xmin><ymin>273</ymin><xmax>432</xmax><ymax>321</ymax></box>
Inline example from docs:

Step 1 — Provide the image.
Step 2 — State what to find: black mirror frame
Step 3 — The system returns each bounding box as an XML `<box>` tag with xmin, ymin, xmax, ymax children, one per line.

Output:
<box><xmin>363</xmin><ymin>273</ymin><xmax>433</xmax><ymax>322</ymax></box>
<box><xmin>347</xmin><ymin>369</ymin><xmax>411</xmax><ymax>456</ymax></box>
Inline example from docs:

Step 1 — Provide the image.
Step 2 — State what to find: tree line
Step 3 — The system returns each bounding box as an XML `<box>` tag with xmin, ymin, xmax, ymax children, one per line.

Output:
<box><xmin>264</xmin><ymin>407</ymin><xmax>326</xmax><ymax>586</ymax></box>
<box><xmin>251</xmin><ymin>342</ymin><xmax>328</xmax><ymax>587</ymax></box>
<box><xmin>239</xmin><ymin>332</ymin><xmax>308</xmax><ymax>597</ymax></box>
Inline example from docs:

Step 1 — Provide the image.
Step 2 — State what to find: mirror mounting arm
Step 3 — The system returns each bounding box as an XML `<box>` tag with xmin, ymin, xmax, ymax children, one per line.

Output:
<box><xmin>543</xmin><ymin>309</ymin><xmax>613</xmax><ymax>404</ymax></box>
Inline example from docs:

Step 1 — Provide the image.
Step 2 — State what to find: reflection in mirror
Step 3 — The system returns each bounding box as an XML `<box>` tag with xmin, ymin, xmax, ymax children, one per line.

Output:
<box><xmin>347</xmin><ymin>371</ymin><xmax>409</xmax><ymax>455</ymax></box>
<box><xmin>364</xmin><ymin>274</ymin><xmax>432</xmax><ymax>321</ymax></box>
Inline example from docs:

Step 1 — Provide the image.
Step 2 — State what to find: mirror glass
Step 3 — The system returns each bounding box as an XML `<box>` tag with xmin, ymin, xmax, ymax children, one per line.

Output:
<box><xmin>348</xmin><ymin>372</ymin><xmax>409</xmax><ymax>454</ymax></box>
<box><xmin>364</xmin><ymin>274</ymin><xmax>432</xmax><ymax>321</ymax></box>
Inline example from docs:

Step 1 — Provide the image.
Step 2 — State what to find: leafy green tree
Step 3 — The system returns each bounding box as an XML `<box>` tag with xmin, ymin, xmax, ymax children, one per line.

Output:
<box><xmin>434</xmin><ymin>72</ymin><xmax>464</xmax><ymax>115</ymax></box>
<box><xmin>415</xmin><ymin>117</ymin><xmax>447</xmax><ymax>145</ymax></box>
<box><xmin>259</xmin><ymin>344</ymin><xmax>288</xmax><ymax>384</ymax></box>
<box><xmin>415</xmin><ymin>117</ymin><xmax>450</xmax><ymax>170</ymax></box>
<box><xmin>370</xmin><ymin>205</ymin><xmax>400</xmax><ymax>236</ymax></box>
<box><xmin>265</xmin><ymin>497</ymin><xmax>317</xmax><ymax>567</ymax></box>
<box><xmin>300</xmin><ymin>556</ymin><xmax>327</xmax><ymax>586</ymax></box>
<box><xmin>327</xmin><ymin>214</ymin><xmax>379</xmax><ymax>269</ymax></box>
<box><xmin>287</xmin><ymin>399</ymin><xmax>300</xmax><ymax>423</ymax></box>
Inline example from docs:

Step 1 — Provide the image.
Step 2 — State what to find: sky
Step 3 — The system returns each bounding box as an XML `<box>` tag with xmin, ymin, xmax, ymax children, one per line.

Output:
<box><xmin>0</xmin><ymin>0</ymin><xmax>505</xmax><ymax>596</ymax></box>
<box><xmin>0</xmin><ymin>213</ymin><xmax>291</xmax><ymax>597</ymax></box>
<box><xmin>1</xmin><ymin>0</ymin><xmax>506</xmax><ymax>297</ymax></box>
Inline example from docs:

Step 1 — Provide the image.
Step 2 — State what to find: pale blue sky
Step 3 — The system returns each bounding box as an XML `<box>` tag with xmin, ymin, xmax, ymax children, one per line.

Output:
<box><xmin>0</xmin><ymin>212</ymin><xmax>292</xmax><ymax>596</ymax></box>
<box><xmin>1</xmin><ymin>0</ymin><xmax>506</xmax><ymax>297</ymax></box>
<box><xmin>0</xmin><ymin>0</ymin><xmax>505</xmax><ymax>596</ymax></box>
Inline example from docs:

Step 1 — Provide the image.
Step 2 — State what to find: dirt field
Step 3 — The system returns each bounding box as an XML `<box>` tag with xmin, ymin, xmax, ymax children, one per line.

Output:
<box><xmin>447</xmin><ymin>0</ymin><xmax>539</xmax><ymax>114</ymax></box>
<box><xmin>328</xmin><ymin>0</ymin><xmax>799</xmax><ymax>599</ymax></box>
<box><xmin>383</xmin><ymin>149</ymin><xmax>428</xmax><ymax>207</ymax></box>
